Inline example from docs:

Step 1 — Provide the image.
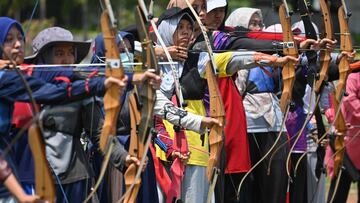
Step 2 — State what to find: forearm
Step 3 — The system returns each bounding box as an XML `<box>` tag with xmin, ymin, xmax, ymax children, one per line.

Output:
<box><xmin>0</xmin><ymin>71</ymin><xmax>105</xmax><ymax>104</ymax></box>
<box><xmin>154</xmin><ymin>90</ymin><xmax>203</xmax><ymax>132</ymax></box>
<box><xmin>109</xmin><ymin>137</ymin><xmax>129</xmax><ymax>173</ymax></box>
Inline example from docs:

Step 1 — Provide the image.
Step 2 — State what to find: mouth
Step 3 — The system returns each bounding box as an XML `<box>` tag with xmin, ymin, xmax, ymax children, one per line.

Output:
<box><xmin>180</xmin><ymin>38</ymin><xmax>189</xmax><ymax>44</ymax></box>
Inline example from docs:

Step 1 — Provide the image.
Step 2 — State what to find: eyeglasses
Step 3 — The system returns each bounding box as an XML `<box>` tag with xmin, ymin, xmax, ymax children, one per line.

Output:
<box><xmin>249</xmin><ymin>21</ymin><xmax>265</xmax><ymax>29</ymax></box>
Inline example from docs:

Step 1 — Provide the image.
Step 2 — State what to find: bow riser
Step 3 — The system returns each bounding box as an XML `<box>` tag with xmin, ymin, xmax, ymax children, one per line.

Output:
<box><xmin>279</xmin><ymin>4</ymin><xmax>298</xmax><ymax>112</ymax></box>
<box><xmin>99</xmin><ymin>10</ymin><xmax>124</xmax><ymax>152</ymax></box>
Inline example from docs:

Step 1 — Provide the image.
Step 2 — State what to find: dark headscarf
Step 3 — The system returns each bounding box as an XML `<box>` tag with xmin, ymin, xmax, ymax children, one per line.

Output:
<box><xmin>91</xmin><ymin>31</ymin><xmax>135</xmax><ymax>64</ymax></box>
<box><xmin>0</xmin><ymin>17</ymin><xmax>24</xmax><ymax>58</ymax></box>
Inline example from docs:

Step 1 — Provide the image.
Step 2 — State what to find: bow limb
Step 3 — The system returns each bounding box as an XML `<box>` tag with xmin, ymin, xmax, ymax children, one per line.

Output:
<box><xmin>332</xmin><ymin>2</ymin><xmax>352</xmax><ymax>176</ymax></box>
<box><xmin>314</xmin><ymin>0</ymin><xmax>334</xmax><ymax>94</ymax></box>
<box><xmin>183</xmin><ymin>0</ymin><xmax>225</xmax><ymax>185</ymax></box>
<box><xmin>124</xmin><ymin>93</ymin><xmax>142</xmax><ymax>203</ymax></box>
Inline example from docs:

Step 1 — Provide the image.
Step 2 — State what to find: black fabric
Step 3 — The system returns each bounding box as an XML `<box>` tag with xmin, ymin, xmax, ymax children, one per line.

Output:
<box><xmin>327</xmin><ymin>168</ymin><xmax>354</xmax><ymax>203</ymax></box>
<box><xmin>248</xmin><ymin>132</ymin><xmax>289</xmax><ymax>203</ymax></box>
<box><xmin>179</xmin><ymin>52</ymin><xmax>207</xmax><ymax>100</ymax></box>
<box><xmin>116</xmin><ymin>90</ymin><xmax>132</xmax><ymax>135</ymax></box>
<box><xmin>42</xmin><ymin>101</ymin><xmax>83</xmax><ymax>136</ymax></box>
<box><xmin>314</xmin><ymin>104</ymin><xmax>326</xmax><ymax>179</ymax></box>
<box><xmin>224</xmin><ymin>173</ymin><xmax>253</xmax><ymax>203</ymax></box>
<box><xmin>214</xmin><ymin>142</ymin><xmax>226</xmax><ymax>203</ymax></box>
<box><xmin>229</xmin><ymin>37</ymin><xmax>278</xmax><ymax>55</ymax></box>
<box><xmin>157</xmin><ymin>7</ymin><xmax>195</xmax><ymax>27</ymax></box>
<box><xmin>291</xmin><ymin>67</ymin><xmax>308</xmax><ymax>108</ymax></box>
<box><xmin>290</xmin><ymin>153</ymin><xmax>308</xmax><ymax>203</ymax></box>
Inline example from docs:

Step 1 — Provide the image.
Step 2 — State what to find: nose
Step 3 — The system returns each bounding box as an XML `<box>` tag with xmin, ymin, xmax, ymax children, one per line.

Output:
<box><xmin>63</xmin><ymin>55</ymin><xmax>73</xmax><ymax>64</ymax></box>
<box><xmin>253</xmin><ymin>27</ymin><xmax>262</xmax><ymax>31</ymax></box>
<box><xmin>199</xmin><ymin>9</ymin><xmax>207</xmax><ymax>23</ymax></box>
<box><xmin>14</xmin><ymin>38</ymin><xmax>22</xmax><ymax>49</ymax></box>
<box><xmin>215</xmin><ymin>11</ymin><xmax>221</xmax><ymax>18</ymax></box>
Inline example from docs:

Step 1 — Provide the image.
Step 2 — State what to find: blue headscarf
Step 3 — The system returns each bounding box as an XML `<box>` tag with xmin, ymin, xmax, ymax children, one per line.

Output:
<box><xmin>0</xmin><ymin>17</ymin><xmax>24</xmax><ymax>58</ymax></box>
<box><xmin>91</xmin><ymin>31</ymin><xmax>135</xmax><ymax>64</ymax></box>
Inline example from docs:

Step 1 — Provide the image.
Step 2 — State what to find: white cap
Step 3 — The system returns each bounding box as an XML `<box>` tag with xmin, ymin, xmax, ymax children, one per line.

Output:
<box><xmin>207</xmin><ymin>0</ymin><xmax>227</xmax><ymax>13</ymax></box>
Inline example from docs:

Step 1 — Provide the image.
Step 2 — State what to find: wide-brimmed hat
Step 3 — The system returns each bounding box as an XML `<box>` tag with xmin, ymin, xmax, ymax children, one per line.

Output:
<box><xmin>25</xmin><ymin>27</ymin><xmax>90</xmax><ymax>64</ymax></box>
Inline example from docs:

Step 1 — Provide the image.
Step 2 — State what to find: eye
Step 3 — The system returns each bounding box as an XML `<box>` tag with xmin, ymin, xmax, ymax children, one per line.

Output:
<box><xmin>5</xmin><ymin>36</ymin><xmax>13</xmax><ymax>43</ymax></box>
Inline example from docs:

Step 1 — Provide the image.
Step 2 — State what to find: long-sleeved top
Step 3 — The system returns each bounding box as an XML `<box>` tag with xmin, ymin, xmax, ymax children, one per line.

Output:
<box><xmin>0</xmin><ymin>69</ymin><xmax>105</xmax><ymax>197</ymax></box>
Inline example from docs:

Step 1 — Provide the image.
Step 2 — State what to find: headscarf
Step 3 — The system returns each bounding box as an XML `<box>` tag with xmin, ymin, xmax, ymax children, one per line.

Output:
<box><xmin>157</xmin><ymin>8</ymin><xmax>194</xmax><ymax>99</ymax></box>
<box><xmin>0</xmin><ymin>17</ymin><xmax>24</xmax><ymax>58</ymax></box>
<box><xmin>225</xmin><ymin>7</ymin><xmax>263</xmax><ymax>29</ymax></box>
<box><xmin>291</xmin><ymin>20</ymin><xmax>319</xmax><ymax>38</ymax></box>
<box><xmin>91</xmin><ymin>31</ymin><xmax>135</xmax><ymax>64</ymax></box>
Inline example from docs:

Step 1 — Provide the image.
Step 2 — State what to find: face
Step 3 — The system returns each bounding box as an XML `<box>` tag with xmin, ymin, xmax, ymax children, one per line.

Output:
<box><xmin>173</xmin><ymin>0</ymin><xmax>206</xmax><ymax>23</ymax></box>
<box><xmin>191</xmin><ymin>0</ymin><xmax>207</xmax><ymax>23</ymax></box>
<box><xmin>206</xmin><ymin>7</ymin><xmax>226</xmax><ymax>30</ymax></box>
<box><xmin>173</xmin><ymin>19</ymin><xmax>193</xmax><ymax>48</ymax></box>
<box><xmin>52</xmin><ymin>43</ymin><xmax>75</xmax><ymax>64</ymax></box>
<box><xmin>117</xmin><ymin>38</ymin><xmax>132</xmax><ymax>53</ymax></box>
<box><xmin>2</xmin><ymin>26</ymin><xmax>25</xmax><ymax>64</ymax></box>
<box><xmin>248</xmin><ymin>13</ymin><xmax>264</xmax><ymax>31</ymax></box>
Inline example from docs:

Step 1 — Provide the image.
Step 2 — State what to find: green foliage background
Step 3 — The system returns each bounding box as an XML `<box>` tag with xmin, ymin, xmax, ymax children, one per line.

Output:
<box><xmin>1</xmin><ymin>0</ymin><xmax>359</xmax><ymax>56</ymax></box>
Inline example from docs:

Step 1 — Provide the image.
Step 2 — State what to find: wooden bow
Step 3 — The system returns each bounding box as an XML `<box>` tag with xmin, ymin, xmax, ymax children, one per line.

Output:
<box><xmin>123</xmin><ymin>3</ymin><xmax>159</xmax><ymax>202</ymax></box>
<box><xmin>84</xmin><ymin>1</ymin><xmax>125</xmax><ymax>202</ymax></box>
<box><xmin>98</xmin><ymin>0</ymin><xmax>125</xmax><ymax>152</ymax></box>
<box><xmin>134</xmin><ymin>1</ymin><xmax>191</xmax><ymax>202</ymax></box>
<box><xmin>332</xmin><ymin>0</ymin><xmax>352</xmax><ymax>176</ymax></box>
<box><xmin>236</xmin><ymin>1</ymin><xmax>299</xmax><ymax>199</ymax></box>
<box><xmin>284</xmin><ymin>0</ymin><xmax>321</xmax><ymax>177</ymax></box>
<box><xmin>279</xmin><ymin>1</ymin><xmax>299</xmax><ymax>113</ymax></box>
<box><xmin>183</xmin><ymin>0</ymin><xmax>225</xmax><ymax>182</ymax></box>
<box><xmin>183</xmin><ymin>1</ymin><xmax>226</xmax><ymax>202</ymax></box>
<box><xmin>291</xmin><ymin>0</ymin><xmax>334</xmax><ymax>178</ymax></box>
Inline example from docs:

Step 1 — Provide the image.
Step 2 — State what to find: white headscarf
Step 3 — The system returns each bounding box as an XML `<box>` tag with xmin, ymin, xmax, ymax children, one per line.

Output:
<box><xmin>291</xmin><ymin>20</ymin><xmax>319</xmax><ymax>38</ymax></box>
<box><xmin>225</xmin><ymin>7</ymin><xmax>263</xmax><ymax>29</ymax></box>
<box><xmin>157</xmin><ymin>13</ymin><xmax>193</xmax><ymax>99</ymax></box>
